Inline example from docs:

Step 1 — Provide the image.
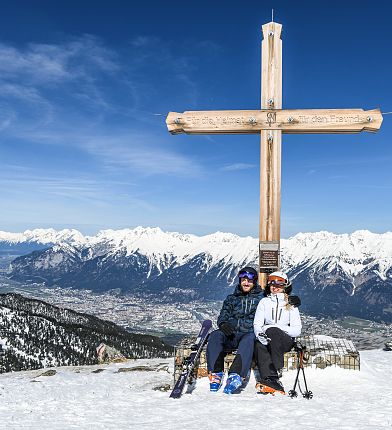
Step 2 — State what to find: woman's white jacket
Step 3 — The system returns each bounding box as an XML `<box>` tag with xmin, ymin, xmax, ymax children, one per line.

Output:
<box><xmin>253</xmin><ymin>293</ymin><xmax>302</xmax><ymax>342</ymax></box>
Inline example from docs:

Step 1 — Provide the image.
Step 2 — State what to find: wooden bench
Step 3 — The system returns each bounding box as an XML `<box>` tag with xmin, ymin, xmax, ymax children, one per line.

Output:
<box><xmin>174</xmin><ymin>335</ymin><xmax>360</xmax><ymax>381</ymax></box>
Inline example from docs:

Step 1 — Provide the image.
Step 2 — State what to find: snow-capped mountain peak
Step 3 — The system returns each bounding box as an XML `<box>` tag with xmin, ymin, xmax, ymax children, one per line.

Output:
<box><xmin>0</xmin><ymin>228</ymin><xmax>86</xmax><ymax>246</ymax></box>
<box><xmin>282</xmin><ymin>230</ymin><xmax>392</xmax><ymax>279</ymax></box>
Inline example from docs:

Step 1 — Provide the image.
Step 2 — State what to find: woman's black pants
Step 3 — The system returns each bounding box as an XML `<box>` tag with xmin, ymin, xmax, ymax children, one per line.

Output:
<box><xmin>254</xmin><ymin>327</ymin><xmax>294</xmax><ymax>380</ymax></box>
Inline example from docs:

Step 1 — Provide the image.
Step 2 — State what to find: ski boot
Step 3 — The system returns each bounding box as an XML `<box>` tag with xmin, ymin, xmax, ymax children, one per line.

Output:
<box><xmin>256</xmin><ymin>378</ymin><xmax>285</xmax><ymax>395</ymax></box>
<box><xmin>208</xmin><ymin>371</ymin><xmax>224</xmax><ymax>392</ymax></box>
<box><xmin>223</xmin><ymin>373</ymin><xmax>242</xmax><ymax>394</ymax></box>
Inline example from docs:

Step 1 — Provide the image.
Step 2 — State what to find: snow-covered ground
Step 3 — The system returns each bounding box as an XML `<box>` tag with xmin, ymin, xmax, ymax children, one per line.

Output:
<box><xmin>0</xmin><ymin>350</ymin><xmax>391</xmax><ymax>429</ymax></box>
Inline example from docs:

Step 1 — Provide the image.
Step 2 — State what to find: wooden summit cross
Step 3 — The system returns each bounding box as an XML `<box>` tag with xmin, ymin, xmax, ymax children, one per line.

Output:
<box><xmin>165</xmin><ymin>21</ymin><xmax>383</xmax><ymax>288</ymax></box>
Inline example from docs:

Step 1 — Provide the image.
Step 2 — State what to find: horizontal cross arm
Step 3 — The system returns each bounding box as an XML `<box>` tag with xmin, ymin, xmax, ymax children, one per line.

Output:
<box><xmin>166</xmin><ymin>109</ymin><xmax>382</xmax><ymax>134</ymax></box>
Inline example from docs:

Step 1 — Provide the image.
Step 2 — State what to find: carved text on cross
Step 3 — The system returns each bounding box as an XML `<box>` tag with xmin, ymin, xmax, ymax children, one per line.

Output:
<box><xmin>167</xmin><ymin>109</ymin><xmax>381</xmax><ymax>134</ymax></box>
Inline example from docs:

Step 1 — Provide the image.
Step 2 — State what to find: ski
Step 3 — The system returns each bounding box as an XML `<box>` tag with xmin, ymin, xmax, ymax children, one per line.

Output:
<box><xmin>169</xmin><ymin>319</ymin><xmax>212</xmax><ymax>399</ymax></box>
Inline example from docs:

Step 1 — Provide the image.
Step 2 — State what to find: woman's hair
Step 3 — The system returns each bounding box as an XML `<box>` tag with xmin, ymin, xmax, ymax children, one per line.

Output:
<box><xmin>284</xmin><ymin>292</ymin><xmax>292</xmax><ymax>310</ymax></box>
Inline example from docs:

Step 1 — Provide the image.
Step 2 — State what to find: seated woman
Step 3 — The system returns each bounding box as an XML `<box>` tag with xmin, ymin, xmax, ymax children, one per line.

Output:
<box><xmin>253</xmin><ymin>271</ymin><xmax>302</xmax><ymax>394</ymax></box>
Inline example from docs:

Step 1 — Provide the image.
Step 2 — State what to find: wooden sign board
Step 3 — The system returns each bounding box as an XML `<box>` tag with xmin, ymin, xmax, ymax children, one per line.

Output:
<box><xmin>166</xmin><ymin>109</ymin><xmax>382</xmax><ymax>134</ymax></box>
<box><xmin>259</xmin><ymin>241</ymin><xmax>279</xmax><ymax>272</ymax></box>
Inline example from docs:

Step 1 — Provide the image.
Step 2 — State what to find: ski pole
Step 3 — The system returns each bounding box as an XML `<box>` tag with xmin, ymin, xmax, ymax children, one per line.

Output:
<box><xmin>288</xmin><ymin>342</ymin><xmax>313</xmax><ymax>399</ymax></box>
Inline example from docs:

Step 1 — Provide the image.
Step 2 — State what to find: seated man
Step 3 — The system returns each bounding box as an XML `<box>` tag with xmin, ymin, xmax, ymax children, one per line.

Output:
<box><xmin>206</xmin><ymin>266</ymin><xmax>263</xmax><ymax>394</ymax></box>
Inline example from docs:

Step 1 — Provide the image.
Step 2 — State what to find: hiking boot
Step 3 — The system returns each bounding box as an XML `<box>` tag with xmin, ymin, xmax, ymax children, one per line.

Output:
<box><xmin>223</xmin><ymin>373</ymin><xmax>242</xmax><ymax>394</ymax></box>
<box><xmin>208</xmin><ymin>371</ymin><xmax>224</xmax><ymax>392</ymax></box>
<box><xmin>256</xmin><ymin>378</ymin><xmax>285</xmax><ymax>395</ymax></box>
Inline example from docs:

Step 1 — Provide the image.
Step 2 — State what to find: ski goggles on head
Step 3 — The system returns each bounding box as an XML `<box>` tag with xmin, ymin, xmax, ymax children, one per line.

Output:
<box><xmin>268</xmin><ymin>276</ymin><xmax>287</xmax><ymax>287</ymax></box>
<box><xmin>239</xmin><ymin>271</ymin><xmax>257</xmax><ymax>281</ymax></box>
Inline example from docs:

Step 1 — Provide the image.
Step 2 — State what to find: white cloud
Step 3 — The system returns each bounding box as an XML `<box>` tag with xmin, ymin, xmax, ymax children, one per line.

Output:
<box><xmin>0</xmin><ymin>82</ymin><xmax>54</xmax><ymax>124</ymax></box>
<box><xmin>0</xmin><ymin>166</ymin><xmax>157</xmax><ymax>209</ymax></box>
<box><xmin>221</xmin><ymin>163</ymin><xmax>256</xmax><ymax>171</ymax></box>
<box><xmin>4</xmin><ymin>125</ymin><xmax>204</xmax><ymax>178</ymax></box>
<box><xmin>76</xmin><ymin>133</ymin><xmax>204</xmax><ymax>177</ymax></box>
<box><xmin>0</xmin><ymin>35</ymin><xmax>118</xmax><ymax>84</ymax></box>
<box><xmin>0</xmin><ymin>35</ymin><xmax>121</xmax><ymax>131</ymax></box>
<box><xmin>0</xmin><ymin>35</ymin><xmax>206</xmax><ymax>178</ymax></box>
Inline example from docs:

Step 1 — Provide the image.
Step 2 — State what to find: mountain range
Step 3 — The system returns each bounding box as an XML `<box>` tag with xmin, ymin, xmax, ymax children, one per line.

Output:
<box><xmin>1</xmin><ymin>227</ymin><xmax>392</xmax><ymax>323</ymax></box>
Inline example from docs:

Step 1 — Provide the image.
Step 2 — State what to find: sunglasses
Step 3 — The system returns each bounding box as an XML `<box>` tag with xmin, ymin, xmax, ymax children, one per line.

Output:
<box><xmin>239</xmin><ymin>271</ymin><xmax>257</xmax><ymax>280</ymax></box>
<box><xmin>268</xmin><ymin>279</ymin><xmax>287</xmax><ymax>287</ymax></box>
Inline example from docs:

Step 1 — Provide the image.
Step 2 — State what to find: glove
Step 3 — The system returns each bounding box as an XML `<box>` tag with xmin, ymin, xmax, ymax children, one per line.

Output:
<box><xmin>288</xmin><ymin>295</ymin><xmax>301</xmax><ymax>307</ymax></box>
<box><xmin>257</xmin><ymin>332</ymin><xmax>271</xmax><ymax>345</ymax></box>
<box><xmin>219</xmin><ymin>322</ymin><xmax>235</xmax><ymax>337</ymax></box>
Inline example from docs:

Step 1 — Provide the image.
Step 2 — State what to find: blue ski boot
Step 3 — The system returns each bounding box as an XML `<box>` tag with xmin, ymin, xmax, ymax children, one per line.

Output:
<box><xmin>223</xmin><ymin>373</ymin><xmax>242</xmax><ymax>394</ymax></box>
<box><xmin>208</xmin><ymin>371</ymin><xmax>224</xmax><ymax>392</ymax></box>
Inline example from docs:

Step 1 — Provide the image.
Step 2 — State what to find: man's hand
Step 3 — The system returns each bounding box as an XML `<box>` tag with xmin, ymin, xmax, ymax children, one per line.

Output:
<box><xmin>288</xmin><ymin>295</ymin><xmax>301</xmax><ymax>307</ymax></box>
<box><xmin>219</xmin><ymin>322</ymin><xmax>235</xmax><ymax>337</ymax></box>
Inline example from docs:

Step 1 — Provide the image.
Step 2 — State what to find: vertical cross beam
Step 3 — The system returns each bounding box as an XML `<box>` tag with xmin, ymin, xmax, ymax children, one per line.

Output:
<box><xmin>259</xmin><ymin>22</ymin><xmax>282</xmax><ymax>288</ymax></box>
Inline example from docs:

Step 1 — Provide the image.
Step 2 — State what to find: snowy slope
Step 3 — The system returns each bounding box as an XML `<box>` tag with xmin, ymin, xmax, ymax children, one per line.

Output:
<box><xmin>0</xmin><ymin>350</ymin><xmax>391</xmax><ymax>429</ymax></box>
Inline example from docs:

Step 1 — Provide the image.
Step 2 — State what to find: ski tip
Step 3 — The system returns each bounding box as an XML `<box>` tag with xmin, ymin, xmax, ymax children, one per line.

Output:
<box><xmin>169</xmin><ymin>388</ymin><xmax>182</xmax><ymax>399</ymax></box>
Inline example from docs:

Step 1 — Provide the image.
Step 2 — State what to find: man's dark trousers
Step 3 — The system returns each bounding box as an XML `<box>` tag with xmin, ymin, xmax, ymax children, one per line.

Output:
<box><xmin>206</xmin><ymin>329</ymin><xmax>255</xmax><ymax>378</ymax></box>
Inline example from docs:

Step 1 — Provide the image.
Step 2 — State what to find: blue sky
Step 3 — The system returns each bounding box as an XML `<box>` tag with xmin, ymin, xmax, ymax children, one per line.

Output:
<box><xmin>0</xmin><ymin>0</ymin><xmax>391</xmax><ymax>238</ymax></box>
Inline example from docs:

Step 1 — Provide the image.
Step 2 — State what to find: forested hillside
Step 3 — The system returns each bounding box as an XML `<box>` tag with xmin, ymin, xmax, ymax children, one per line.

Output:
<box><xmin>0</xmin><ymin>293</ymin><xmax>173</xmax><ymax>373</ymax></box>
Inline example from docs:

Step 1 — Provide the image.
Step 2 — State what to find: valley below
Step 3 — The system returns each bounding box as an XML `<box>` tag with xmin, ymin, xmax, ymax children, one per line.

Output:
<box><xmin>1</xmin><ymin>276</ymin><xmax>390</xmax><ymax>349</ymax></box>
